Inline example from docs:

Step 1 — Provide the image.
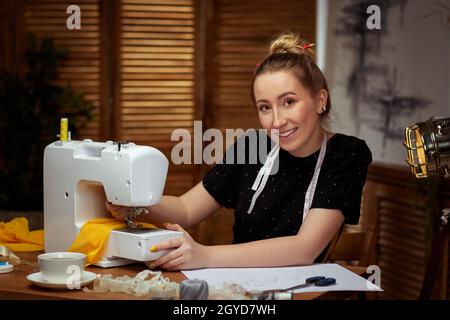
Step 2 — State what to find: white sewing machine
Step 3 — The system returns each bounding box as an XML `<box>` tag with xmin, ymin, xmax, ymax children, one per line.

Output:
<box><xmin>43</xmin><ymin>139</ymin><xmax>183</xmax><ymax>267</ymax></box>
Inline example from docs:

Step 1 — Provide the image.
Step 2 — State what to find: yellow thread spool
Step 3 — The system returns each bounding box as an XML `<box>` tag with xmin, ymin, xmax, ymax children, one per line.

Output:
<box><xmin>60</xmin><ymin>118</ymin><xmax>68</xmax><ymax>141</ymax></box>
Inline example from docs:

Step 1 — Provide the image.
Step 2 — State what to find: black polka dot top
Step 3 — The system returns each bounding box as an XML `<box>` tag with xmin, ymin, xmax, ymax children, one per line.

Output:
<box><xmin>202</xmin><ymin>133</ymin><xmax>373</xmax><ymax>247</ymax></box>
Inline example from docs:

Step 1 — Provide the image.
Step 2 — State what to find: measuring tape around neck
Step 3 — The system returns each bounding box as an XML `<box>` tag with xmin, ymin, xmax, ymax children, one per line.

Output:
<box><xmin>302</xmin><ymin>132</ymin><xmax>328</xmax><ymax>221</ymax></box>
<box><xmin>247</xmin><ymin>131</ymin><xmax>328</xmax><ymax>217</ymax></box>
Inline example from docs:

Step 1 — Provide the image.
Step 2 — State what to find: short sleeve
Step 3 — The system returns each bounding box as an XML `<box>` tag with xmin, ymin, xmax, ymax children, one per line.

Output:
<box><xmin>202</xmin><ymin>141</ymin><xmax>244</xmax><ymax>209</ymax></box>
<box><xmin>310</xmin><ymin>138</ymin><xmax>373</xmax><ymax>224</ymax></box>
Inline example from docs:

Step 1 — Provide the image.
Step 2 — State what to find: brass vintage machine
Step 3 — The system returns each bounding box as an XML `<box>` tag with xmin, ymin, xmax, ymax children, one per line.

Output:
<box><xmin>404</xmin><ymin>116</ymin><xmax>450</xmax><ymax>299</ymax></box>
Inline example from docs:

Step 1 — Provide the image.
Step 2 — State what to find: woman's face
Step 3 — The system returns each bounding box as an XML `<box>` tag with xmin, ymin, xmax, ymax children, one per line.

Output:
<box><xmin>253</xmin><ymin>70</ymin><xmax>326</xmax><ymax>157</ymax></box>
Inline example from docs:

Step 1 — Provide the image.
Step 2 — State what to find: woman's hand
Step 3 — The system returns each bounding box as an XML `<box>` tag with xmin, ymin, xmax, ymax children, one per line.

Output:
<box><xmin>149</xmin><ymin>223</ymin><xmax>210</xmax><ymax>270</ymax></box>
<box><xmin>105</xmin><ymin>201</ymin><xmax>130</xmax><ymax>222</ymax></box>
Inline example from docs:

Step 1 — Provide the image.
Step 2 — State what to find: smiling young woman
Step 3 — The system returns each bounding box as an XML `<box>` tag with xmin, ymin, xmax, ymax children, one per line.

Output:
<box><xmin>252</xmin><ymin>33</ymin><xmax>332</xmax><ymax>158</ymax></box>
<box><xmin>106</xmin><ymin>32</ymin><xmax>373</xmax><ymax>271</ymax></box>
<box><xmin>254</xmin><ymin>71</ymin><xmax>328</xmax><ymax>157</ymax></box>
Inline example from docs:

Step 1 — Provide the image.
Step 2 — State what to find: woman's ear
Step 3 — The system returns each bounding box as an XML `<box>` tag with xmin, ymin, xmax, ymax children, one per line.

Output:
<box><xmin>315</xmin><ymin>89</ymin><xmax>328</xmax><ymax>114</ymax></box>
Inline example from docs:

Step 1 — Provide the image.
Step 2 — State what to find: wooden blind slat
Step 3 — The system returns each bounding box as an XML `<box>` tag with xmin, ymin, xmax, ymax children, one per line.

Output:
<box><xmin>123</xmin><ymin>25</ymin><xmax>194</xmax><ymax>32</ymax></box>
<box><xmin>122</xmin><ymin>100</ymin><xmax>193</xmax><ymax>107</ymax></box>
<box><xmin>125</xmin><ymin>0</ymin><xmax>193</xmax><ymax>5</ymax></box>
<box><xmin>122</xmin><ymin>52</ymin><xmax>193</xmax><ymax>59</ymax></box>
<box><xmin>122</xmin><ymin>18</ymin><xmax>194</xmax><ymax>26</ymax></box>
<box><xmin>122</xmin><ymin>107</ymin><xmax>192</xmax><ymax>114</ymax></box>
<box><xmin>122</xmin><ymin>4</ymin><xmax>193</xmax><ymax>12</ymax></box>
<box><xmin>122</xmin><ymin>67</ymin><xmax>193</xmax><ymax>73</ymax></box>
<box><xmin>122</xmin><ymin>46</ymin><xmax>193</xmax><ymax>53</ymax></box>
<box><xmin>26</xmin><ymin>18</ymin><xmax>99</xmax><ymax>24</ymax></box>
<box><xmin>122</xmin><ymin>11</ymin><xmax>193</xmax><ymax>19</ymax></box>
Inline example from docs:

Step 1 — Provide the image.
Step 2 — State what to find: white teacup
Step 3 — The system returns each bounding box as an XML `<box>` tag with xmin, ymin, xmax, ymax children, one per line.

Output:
<box><xmin>38</xmin><ymin>252</ymin><xmax>86</xmax><ymax>284</ymax></box>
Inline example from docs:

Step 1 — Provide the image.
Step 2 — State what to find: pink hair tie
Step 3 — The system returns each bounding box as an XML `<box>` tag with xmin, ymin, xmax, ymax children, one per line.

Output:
<box><xmin>296</xmin><ymin>43</ymin><xmax>315</xmax><ymax>51</ymax></box>
<box><xmin>255</xmin><ymin>62</ymin><xmax>261</xmax><ymax>68</ymax></box>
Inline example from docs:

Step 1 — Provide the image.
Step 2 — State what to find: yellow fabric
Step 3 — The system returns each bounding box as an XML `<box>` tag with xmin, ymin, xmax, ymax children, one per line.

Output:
<box><xmin>68</xmin><ymin>218</ymin><xmax>156</xmax><ymax>265</ymax></box>
<box><xmin>0</xmin><ymin>217</ymin><xmax>44</xmax><ymax>252</ymax></box>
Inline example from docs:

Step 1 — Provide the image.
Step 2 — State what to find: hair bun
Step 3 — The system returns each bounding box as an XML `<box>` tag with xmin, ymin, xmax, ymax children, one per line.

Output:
<box><xmin>269</xmin><ymin>32</ymin><xmax>315</xmax><ymax>59</ymax></box>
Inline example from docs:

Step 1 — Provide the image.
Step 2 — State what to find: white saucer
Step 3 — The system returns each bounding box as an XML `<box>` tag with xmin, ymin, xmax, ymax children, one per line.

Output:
<box><xmin>27</xmin><ymin>271</ymin><xmax>97</xmax><ymax>290</ymax></box>
<box><xmin>0</xmin><ymin>263</ymin><xmax>14</xmax><ymax>273</ymax></box>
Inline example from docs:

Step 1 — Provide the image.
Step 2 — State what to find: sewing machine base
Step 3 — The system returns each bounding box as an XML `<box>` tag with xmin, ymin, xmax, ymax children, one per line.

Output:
<box><xmin>97</xmin><ymin>228</ymin><xmax>184</xmax><ymax>268</ymax></box>
<box><xmin>94</xmin><ymin>257</ymin><xmax>135</xmax><ymax>268</ymax></box>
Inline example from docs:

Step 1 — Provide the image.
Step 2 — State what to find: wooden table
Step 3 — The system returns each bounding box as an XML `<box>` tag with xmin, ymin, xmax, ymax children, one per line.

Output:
<box><xmin>0</xmin><ymin>252</ymin><xmax>368</xmax><ymax>300</ymax></box>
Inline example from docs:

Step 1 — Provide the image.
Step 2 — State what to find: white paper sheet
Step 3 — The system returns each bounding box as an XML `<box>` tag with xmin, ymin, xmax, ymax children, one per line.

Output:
<box><xmin>182</xmin><ymin>263</ymin><xmax>382</xmax><ymax>293</ymax></box>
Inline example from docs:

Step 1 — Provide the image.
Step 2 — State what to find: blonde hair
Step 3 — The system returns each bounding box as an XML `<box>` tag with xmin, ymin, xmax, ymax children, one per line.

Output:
<box><xmin>270</xmin><ymin>33</ymin><xmax>316</xmax><ymax>58</ymax></box>
<box><xmin>252</xmin><ymin>32</ymin><xmax>330</xmax><ymax>120</ymax></box>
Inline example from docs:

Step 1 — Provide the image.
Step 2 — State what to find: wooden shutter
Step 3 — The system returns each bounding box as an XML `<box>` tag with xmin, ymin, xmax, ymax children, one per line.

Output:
<box><xmin>377</xmin><ymin>196</ymin><xmax>430</xmax><ymax>298</ymax></box>
<box><xmin>23</xmin><ymin>0</ymin><xmax>101</xmax><ymax>140</ymax></box>
<box><xmin>21</xmin><ymin>0</ymin><xmax>197</xmax><ymax>196</ymax></box>
<box><xmin>362</xmin><ymin>165</ymin><xmax>447</xmax><ymax>299</ymax></box>
<box><xmin>119</xmin><ymin>0</ymin><xmax>196</xmax><ymax>195</ymax></box>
